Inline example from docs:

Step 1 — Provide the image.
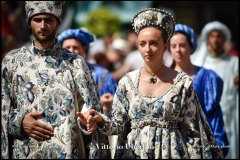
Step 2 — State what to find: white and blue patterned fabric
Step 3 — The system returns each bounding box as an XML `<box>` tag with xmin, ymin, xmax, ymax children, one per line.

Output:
<box><xmin>97</xmin><ymin>70</ymin><xmax>224</xmax><ymax>159</ymax></box>
<box><xmin>25</xmin><ymin>1</ymin><xmax>64</xmax><ymax>23</ymax></box>
<box><xmin>1</xmin><ymin>42</ymin><xmax>111</xmax><ymax>159</ymax></box>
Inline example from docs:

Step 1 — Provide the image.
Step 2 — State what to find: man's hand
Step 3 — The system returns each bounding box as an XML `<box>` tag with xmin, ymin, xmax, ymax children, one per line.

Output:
<box><xmin>22</xmin><ymin>112</ymin><xmax>53</xmax><ymax>141</ymax></box>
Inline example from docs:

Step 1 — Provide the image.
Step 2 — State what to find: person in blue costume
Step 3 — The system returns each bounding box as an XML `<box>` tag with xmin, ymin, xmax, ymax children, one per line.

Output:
<box><xmin>57</xmin><ymin>28</ymin><xmax>117</xmax><ymax>101</ymax></box>
<box><xmin>57</xmin><ymin>28</ymin><xmax>118</xmax><ymax>157</ymax></box>
<box><xmin>169</xmin><ymin>23</ymin><xmax>229</xmax><ymax>156</ymax></box>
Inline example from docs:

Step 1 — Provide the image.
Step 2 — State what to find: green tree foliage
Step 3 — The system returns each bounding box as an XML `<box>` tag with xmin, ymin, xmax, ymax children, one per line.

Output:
<box><xmin>83</xmin><ymin>7</ymin><xmax>121</xmax><ymax>38</ymax></box>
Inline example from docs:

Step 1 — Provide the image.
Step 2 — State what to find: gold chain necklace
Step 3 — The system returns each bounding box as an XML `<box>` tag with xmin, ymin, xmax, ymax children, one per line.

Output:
<box><xmin>144</xmin><ymin>64</ymin><xmax>164</xmax><ymax>84</ymax></box>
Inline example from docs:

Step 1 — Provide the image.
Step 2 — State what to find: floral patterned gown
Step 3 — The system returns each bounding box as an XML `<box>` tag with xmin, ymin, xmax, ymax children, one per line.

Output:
<box><xmin>1</xmin><ymin>42</ymin><xmax>110</xmax><ymax>159</ymax></box>
<box><xmin>97</xmin><ymin>69</ymin><xmax>223</xmax><ymax>159</ymax></box>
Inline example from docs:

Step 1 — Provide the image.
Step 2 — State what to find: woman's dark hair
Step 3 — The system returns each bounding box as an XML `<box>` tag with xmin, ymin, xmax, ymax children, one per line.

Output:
<box><xmin>174</xmin><ymin>31</ymin><xmax>193</xmax><ymax>49</ymax></box>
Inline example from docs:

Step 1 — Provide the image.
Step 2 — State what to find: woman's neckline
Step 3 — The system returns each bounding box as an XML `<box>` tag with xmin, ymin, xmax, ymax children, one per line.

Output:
<box><xmin>136</xmin><ymin>68</ymin><xmax>184</xmax><ymax>98</ymax></box>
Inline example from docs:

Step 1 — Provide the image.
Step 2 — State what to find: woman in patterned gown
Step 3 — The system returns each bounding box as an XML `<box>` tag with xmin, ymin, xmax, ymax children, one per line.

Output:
<box><xmin>78</xmin><ymin>8</ymin><xmax>223</xmax><ymax>159</ymax></box>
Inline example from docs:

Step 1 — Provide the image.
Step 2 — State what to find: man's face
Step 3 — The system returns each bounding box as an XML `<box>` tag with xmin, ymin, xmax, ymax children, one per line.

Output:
<box><xmin>207</xmin><ymin>30</ymin><xmax>226</xmax><ymax>53</ymax></box>
<box><xmin>30</xmin><ymin>14</ymin><xmax>58</xmax><ymax>44</ymax></box>
<box><xmin>62</xmin><ymin>38</ymin><xmax>86</xmax><ymax>58</ymax></box>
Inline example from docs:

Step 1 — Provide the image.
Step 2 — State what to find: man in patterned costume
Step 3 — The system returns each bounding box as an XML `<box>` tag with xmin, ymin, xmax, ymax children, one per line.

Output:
<box><xmin>1</xmin><ymin>1</ymin><xmax>110</xmax><ymax>159</ymax></box>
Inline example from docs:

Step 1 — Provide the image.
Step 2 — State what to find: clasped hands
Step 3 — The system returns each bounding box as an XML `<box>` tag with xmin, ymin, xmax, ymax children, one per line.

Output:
<box><xmin>77</xmin><ymin>109</ymin><xmax>104</xmax><ymax>133</ymax></box>
<box><xmin>21</xmin><ymin>109</ymin><xmax>103</xmax><ymax>141</ymax></box>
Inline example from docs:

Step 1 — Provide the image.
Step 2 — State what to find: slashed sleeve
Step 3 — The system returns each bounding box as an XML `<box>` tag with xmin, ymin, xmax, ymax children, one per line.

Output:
<box><xmin>180</xmin><ymin>78</ymin><xmax>224</xmax><ymax>159</ymax></box>
<box><xmin>72</xmin><ymin>57</ymin><xmax>111</xmax><ymax>158</ymax></box>
<box><xmin>1</xmin><ymin>57</ymin><xmax>12</xmax><ymax>159</ymax></box>
<box><xmin>72</xmin><ymin>57</ymin><xmax>102</xmax><ymax>112</ymax></box>
<box><xmin>98</xmin><ymin>75</ymin><xmax>130</xmax><ymax>135</ymax></box>
<box><xmin>1</xmin><ymin>53</ymin><xmax>27</xmax><ymax>158</ymax></box>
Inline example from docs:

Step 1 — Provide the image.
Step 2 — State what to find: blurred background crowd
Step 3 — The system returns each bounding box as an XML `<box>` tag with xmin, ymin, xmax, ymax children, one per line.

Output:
<box><xmin>1</xmin><ymin>1</ymin><xmax>238</xmax><ymax>62</ymax></box>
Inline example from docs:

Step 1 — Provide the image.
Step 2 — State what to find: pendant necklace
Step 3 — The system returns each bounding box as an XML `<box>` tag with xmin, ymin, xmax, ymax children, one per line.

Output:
<box><xmin>144</xmin><ymin>64</ymin><xmax>164</xmax><ymax>84</ymax></box>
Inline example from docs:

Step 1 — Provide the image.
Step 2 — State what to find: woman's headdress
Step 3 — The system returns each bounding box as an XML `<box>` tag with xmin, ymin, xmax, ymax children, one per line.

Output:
<box><xmin>132</xmin><ymin>8</ymin><xmax>175</xmax><ymax>41</ymax></box>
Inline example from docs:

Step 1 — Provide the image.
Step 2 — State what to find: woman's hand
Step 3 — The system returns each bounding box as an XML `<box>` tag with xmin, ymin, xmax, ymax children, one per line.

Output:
<box><xmin>77</xmin><ymin>109</ymin><xmax>104</xmax><ymax>132</ymax></box>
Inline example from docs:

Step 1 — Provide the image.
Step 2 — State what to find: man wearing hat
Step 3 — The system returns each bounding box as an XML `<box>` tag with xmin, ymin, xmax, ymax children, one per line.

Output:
<box><xmin>191</xmin><ymin>21</ymin><xmax>239</xmax><ymax>159</ymax></box>
<box><xmin>1</xmin><ymin>1</ymin><xmax>110</xmax><ymax>159</ymax></box>
<box><xmin>57</xmin><ymin>28</ymin><xmax>117</xmax><ymax>103</ymax></box>
<box><xmin>57</xmin><ymin>28</ymin><xmax>118</xmax><ymax>158</ymax></box>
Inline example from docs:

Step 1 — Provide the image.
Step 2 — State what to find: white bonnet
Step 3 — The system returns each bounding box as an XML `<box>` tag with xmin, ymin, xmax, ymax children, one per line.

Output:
<box><xmin>200</xmin><ymin>21</ymin><xmax>231</xmax><ymax>42</ymax></box>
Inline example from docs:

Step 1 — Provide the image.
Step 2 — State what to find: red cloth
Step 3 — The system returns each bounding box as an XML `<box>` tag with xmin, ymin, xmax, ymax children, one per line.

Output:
<box><xmin>1</xmin><ymin>9</ymin><xmax>12</xmax><ymax>36</ymax></box>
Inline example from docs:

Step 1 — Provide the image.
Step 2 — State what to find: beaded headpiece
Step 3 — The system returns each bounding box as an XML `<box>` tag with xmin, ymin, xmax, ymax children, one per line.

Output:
<box><xmin>132</xmin><ymin>8</ymin><xmax>175</xmax><ymax>41</ymax></box>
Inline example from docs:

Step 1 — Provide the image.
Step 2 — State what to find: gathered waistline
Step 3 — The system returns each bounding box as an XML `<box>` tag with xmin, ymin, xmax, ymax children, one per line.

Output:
<box><xmin>131</xmin><ymin>118</ymin><xmax>179</xmax><ymax>129</ymax></box>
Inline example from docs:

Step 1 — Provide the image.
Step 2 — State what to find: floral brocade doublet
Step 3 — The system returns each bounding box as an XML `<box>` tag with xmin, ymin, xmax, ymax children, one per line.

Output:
<box><xmin>1</xmin><ymin>43</ymin><xmax>110</xmax><ymax>159</ymax></box>
<box><xmin>99</xmin><ymin>69</ymin><xmax>223</xmax><ymax>159</ymax></box>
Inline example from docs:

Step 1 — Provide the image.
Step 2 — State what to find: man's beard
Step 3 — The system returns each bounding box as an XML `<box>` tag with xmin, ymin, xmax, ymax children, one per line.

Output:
<box><xmin>32</xmin><ymin>28</ymin><xmax>57</xmax><ymax>45</ymax></box>
<box><xmin>208</xmin><ymin>43</ymin><xmax>225</xmax><ymax>55</ymax></box>
<box><xmin>211</xmin><ymin>43</ymin><xmax>224</xmax><ymax>52</ymax></box>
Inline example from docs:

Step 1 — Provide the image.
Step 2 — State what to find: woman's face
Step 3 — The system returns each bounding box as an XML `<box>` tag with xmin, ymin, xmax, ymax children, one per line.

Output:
<box><xmin>137</xmin><ymin>27</ymin><xmax>167</xmax><ymax>64</ymax></box>
<box><xmin>170</xmin><ymin>33</ymin><xmax>192</xmax><ymax>64</ymax></box>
